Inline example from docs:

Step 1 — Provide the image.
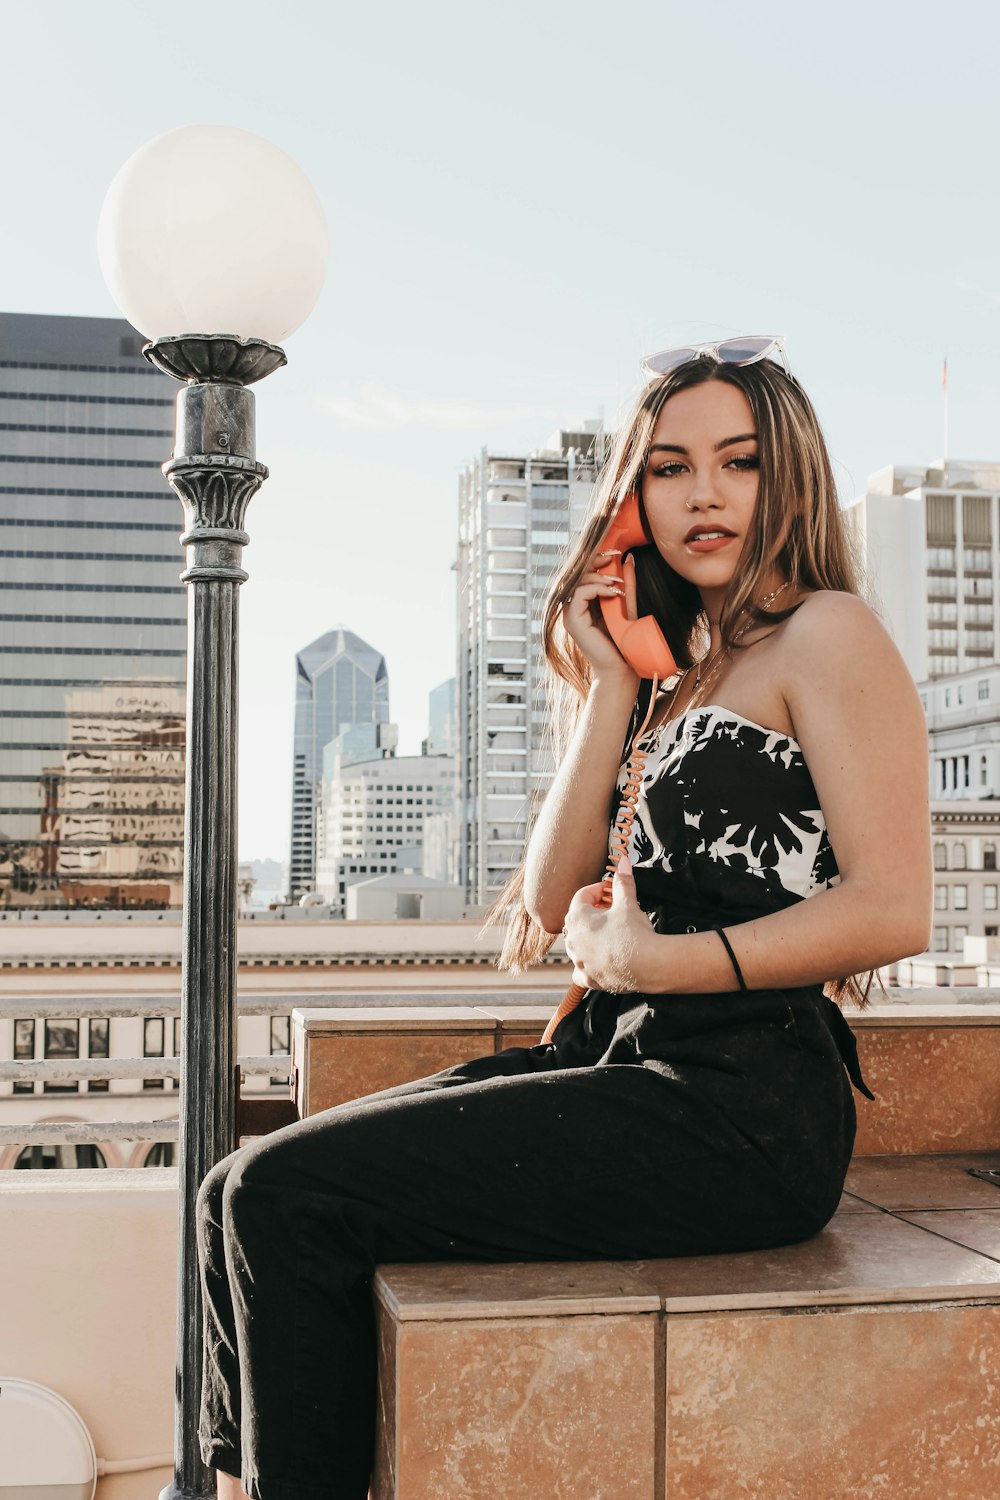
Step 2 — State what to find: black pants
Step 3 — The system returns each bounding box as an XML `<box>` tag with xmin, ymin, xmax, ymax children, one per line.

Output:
<box><xmin>197</xmin><ymin>987</ymin><xmax>855</xmax><ymax>1500</ymax></box>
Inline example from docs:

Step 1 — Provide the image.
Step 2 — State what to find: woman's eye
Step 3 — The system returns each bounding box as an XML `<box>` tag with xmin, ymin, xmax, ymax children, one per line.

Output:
<box><xmin>651</xmin><ymin>461</ymin><xmax>686</xmax><ymax>477</ymax></box>
<box><xmin>726</xmin><ymin>454</ymin><xmax>759</xmax><ymax>472</ymax></box>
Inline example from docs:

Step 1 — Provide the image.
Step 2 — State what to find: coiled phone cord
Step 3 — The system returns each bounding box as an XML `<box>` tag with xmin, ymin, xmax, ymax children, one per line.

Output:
<box><xmin>540</xmin><ymin>677</ymin><xmax>660</xmax><ymax>1044</ymax></box>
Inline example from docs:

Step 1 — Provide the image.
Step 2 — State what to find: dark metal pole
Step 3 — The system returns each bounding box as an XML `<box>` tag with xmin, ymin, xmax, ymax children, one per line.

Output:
<box><xmin>149</xmin><ymin>334</ymin><xmax>285</xmax><ymax>1500</ymax></box>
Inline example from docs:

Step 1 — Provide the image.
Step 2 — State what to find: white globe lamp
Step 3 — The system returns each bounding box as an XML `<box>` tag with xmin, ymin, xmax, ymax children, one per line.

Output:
<box><xmin>98</xmin><ymin>123</ymin><xmax>328</xmax><ymax>350</ymax></box>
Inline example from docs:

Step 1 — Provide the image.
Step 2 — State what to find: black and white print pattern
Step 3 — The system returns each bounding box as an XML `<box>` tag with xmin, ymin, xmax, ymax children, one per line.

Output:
<box><xmin>615</xmin><ymin>705</ymin><xmax>840</xmax><ymax>902</ymax></box>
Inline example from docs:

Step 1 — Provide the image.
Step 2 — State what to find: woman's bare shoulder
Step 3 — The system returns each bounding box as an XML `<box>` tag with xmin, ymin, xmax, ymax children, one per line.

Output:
<box><xmin>778</xmin><ymin>588</ymin><xmax>918</xmax><ymax>725</ymax></box>
<box><xmin>787</xmin><ymin>588</ymin><xmax>881</xmax><ymax>627</ymax></box>
<box><xmin>781</xmin><ymin>589</ymin><xmax>891</xmax><ymax>661</ymax></box>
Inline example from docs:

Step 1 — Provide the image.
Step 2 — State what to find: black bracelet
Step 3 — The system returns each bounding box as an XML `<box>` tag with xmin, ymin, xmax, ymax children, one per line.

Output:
<box><xmin>715</xmin><ymin>927</ymin><xmax>748</xmax><ymax>991</ymax></box>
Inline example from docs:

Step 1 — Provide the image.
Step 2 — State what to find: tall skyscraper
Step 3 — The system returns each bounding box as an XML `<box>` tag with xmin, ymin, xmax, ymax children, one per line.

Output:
<box><xmin>287</xmin><ymin>627</ymin><xmax>389</xmax><ymax>898</ymax></box>
<box><xmin>847</xmin><ymin>457</ymin><xmax>1000</xmax><ymax>683</ymax></box>
<box><xmin>0</xmin><ymin>311</ymin><xmax>184</xmax><ymax>908</ymax></box>
<box><xmin>424</xmin><ymin>677</ymin><xmax>457</xmax><ymax>758</ymax></box>
<box><xmin>456</xmin><ymin>423</ymin><xmax>602</xmax><ymax>903</ymax></box>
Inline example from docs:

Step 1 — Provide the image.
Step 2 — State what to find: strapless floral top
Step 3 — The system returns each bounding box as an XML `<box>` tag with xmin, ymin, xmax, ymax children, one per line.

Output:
<box><xmin>614</xmin><ymin>704</ymin><xmax>840</xmax><ymax>907</ymax></box>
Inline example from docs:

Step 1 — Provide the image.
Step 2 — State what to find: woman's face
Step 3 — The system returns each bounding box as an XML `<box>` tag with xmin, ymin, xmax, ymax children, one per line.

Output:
<box><xmin>642</xmin><ymin>379</ymin><xmax>760</xmax><ymax>595</ymax></box>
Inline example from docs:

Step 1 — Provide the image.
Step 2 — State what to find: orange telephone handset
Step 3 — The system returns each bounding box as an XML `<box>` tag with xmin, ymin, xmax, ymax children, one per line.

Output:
<box><xmin>540</xmin><ymin>496</ymin><xmax>676</xmax><ymax>1046</ymax></box>
<box><xmin>597</xmin><ymin>495</ymin><xmax>677</xmax><ymax>680</ymax></box>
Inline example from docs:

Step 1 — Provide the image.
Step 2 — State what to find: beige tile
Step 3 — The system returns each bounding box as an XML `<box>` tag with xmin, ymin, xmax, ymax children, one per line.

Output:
<box><xmin>853</xmin><ymin>1024</ymin><xmax>1000</xmax><ymax>1153</ymax></box>
<box><xmin>497</xmin><ymin>1029</ymin><xmax>546</xmax><ymax>1051</ymax></box>
<box><xmin>302</xmin><ymin>1032</ymin><xmax>493</xmax><ymax>1114</ymax></box>
<box><xmin>472</xmin><ymin>1005</ymin><xmax>554</xmax><ymax>1024</ymax></box>
<box><xmin>835</xmin><ymin>1190</ymin><xmax>880</xmax><ymax>1213</ymax></box>
<box><xmin>372</xmin><ymin>1298</ymin><xmax>396</xmax><ymax>1500</ymax></box>
<box><xmin>297</xmin><ymin>1005</ymin><xmax>495</xmax><ymax>1032</ymax></box>
<box><xmin>389</xmin><ymin>1313</ymin><xmax>657</xmax><ymax>1499</ymax></box>
<box><xmin>375</xmin><ymin>1259</ymin><xmax>660</xmax><ymax>1321</ymax></box>
<box><xmin>854</xmin><ymin>1002</ymin><xmax>1000</xmax><ymax>1026</ymax></box>
<box><xmin>665</xmin><ymin>1301</ymin><xmax>1000</xmax><ymax>1499</ymax></box>
<box><xmin>634</xmin><ymin>1212</ymin><xmax>1000</xmax><ymax>1312</ymax></box>
<box><xmin>471</xmin><ymin>1005</ymin><xmax>552</xmax><ymax>1052</ymax></box>
<box><xmin>845</xmin><ymin>1152</ymin><xmax>1000</xmax><ymax>1210</ymax></box>
<box><xmin>898</xmin><ymin>1209</ymin><xmax>1000</xmax><ymax>1261</ymax></box>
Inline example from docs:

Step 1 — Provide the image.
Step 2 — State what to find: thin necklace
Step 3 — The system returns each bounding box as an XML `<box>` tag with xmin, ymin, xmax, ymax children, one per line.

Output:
<box><xmin>661</xmin><ymin>581</ymin><xmax>791</xmax><ymax>721</ymax></box>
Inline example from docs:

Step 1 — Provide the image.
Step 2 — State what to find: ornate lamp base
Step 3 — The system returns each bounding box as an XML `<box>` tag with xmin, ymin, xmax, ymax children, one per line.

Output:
<box><xmin>144</xmin><ymin>332</ymin><xmax>287</xmax><ymax>385</ymax></box>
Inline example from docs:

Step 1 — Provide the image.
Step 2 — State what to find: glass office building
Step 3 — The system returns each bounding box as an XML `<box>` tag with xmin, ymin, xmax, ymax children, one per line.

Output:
<box><xmin>288</xmin><ymin>627</ymin><xmax>390</xmax><ymax>899</ymax></box>
<box><xmin>0</xmin><ymin>311</ymin><xmax>184</xmax><ymax>908</ymax></box>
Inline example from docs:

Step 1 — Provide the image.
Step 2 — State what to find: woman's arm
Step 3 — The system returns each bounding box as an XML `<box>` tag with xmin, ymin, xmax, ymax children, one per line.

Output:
<box><xmin>565</xmin><ymin>592</ymin><xmax>933</xmax><ymax>992</ymax></box>
<box><xmin>524</xmin><ymin>673</ymin><xmax>638</xmax><ymax>932</ymax></box>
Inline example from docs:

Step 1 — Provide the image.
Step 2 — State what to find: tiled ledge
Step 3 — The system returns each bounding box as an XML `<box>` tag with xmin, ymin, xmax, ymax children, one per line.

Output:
<box><xmin>293</xmin><ymin>1001</ymin><xmax>1000</xmax><ymax>1157</ymax></box>
<box><xmin>292</xmin><ymin>1005</ymin><xmax>551</xmax><ymax>1115</ymax></box>
<box><xmin>852</xmin><ymin>1003</ymin><xmax>1000</xmax><ymax>1153</ymax></box>
<box><xmin>373</xmin><ymin>1154</ymin><xmax>1000</xmax><ymax>1500</ymax></box>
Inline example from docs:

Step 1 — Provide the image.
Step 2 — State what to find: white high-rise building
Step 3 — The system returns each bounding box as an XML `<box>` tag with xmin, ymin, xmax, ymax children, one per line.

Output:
<box><xmin>846</xmin><ymin>458</ymin><xmax>1000</xmax><ymax>683</ymax></box>
<box><xmin>457</xmin><ymin>423</ymin><xmax>603</xmax><ymax>904</ymax></box>
<box><xmin>919</xmin><ymin>666</ymin><xmax>1000</xmax><ymax>800</ymax></box>
<box><xmin>848</xmin><ymin>457</ymin><xmax>1000</xmax><ymax>970</ymax></box>
<box><xmin>315</xmin><ymin>746</ymin><xmax>456</xmax><ymax>913</ymax></box>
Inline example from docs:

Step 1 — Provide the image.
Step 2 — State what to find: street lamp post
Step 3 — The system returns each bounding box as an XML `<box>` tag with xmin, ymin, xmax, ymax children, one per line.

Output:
<box><xmin>98</xmin><ymin>125</ymin><xmax>328</xmax><ymax>1500</ymax></box>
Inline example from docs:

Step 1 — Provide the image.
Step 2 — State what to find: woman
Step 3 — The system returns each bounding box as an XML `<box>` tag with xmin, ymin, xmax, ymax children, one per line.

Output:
<box><xmin>197</xmin><ymin>340</ymin><xmax>932</xmax><ymax>1500</ymax></box>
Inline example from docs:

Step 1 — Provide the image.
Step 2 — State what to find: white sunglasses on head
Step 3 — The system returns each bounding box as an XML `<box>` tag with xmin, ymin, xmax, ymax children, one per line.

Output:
<box><xmin>640</xmin><ymin>335</ymin><xmax>788</xmax><ymax>379</ymax></box>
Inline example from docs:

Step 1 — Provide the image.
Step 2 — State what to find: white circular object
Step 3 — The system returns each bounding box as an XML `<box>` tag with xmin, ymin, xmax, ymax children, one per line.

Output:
<box><xmin>0</xmin><ymin>1378</ymin><xmax>96</xmax><ymax>1497</ymax></box>
<box><xmin>97</xmin><ymin>124</ymin><xmax>329</xmax><ymax>342</ymax></box>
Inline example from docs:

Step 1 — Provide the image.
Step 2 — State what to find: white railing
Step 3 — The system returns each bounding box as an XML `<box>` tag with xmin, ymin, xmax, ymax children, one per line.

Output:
<box><xmin>0</xmin><ymin>988</ymin><xmax>560</xmax><ymax>1151</ymax></box>
<box><xmin>0</xmin><ymin>1056</ymin><xmax>291</xmax><ymax>1146</ymax></box>
<box><xmin>0</xmin><ymin>1056</ymin><xmax>287</xmax><ymax>1084</ymax></box>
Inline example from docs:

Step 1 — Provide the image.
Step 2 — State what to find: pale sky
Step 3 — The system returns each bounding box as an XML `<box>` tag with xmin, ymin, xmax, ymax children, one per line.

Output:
<box><xmin>2</xmin><ymin>0</ymin><xmax>998</xmax><ymax>862</ymax></box>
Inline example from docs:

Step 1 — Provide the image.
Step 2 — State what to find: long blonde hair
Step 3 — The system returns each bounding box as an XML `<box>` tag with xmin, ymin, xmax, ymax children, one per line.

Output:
<box><xmin>488</xmin><ymin>356</ymin><xmax>876</xmax><ymax>1007</ymax></box>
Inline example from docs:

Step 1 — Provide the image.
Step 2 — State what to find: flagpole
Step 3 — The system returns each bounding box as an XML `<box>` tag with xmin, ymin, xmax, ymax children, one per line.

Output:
<box><xmin>942</xmin><ymin>355</ymin><xmax>949</xmax><ymax>467</ymax></box>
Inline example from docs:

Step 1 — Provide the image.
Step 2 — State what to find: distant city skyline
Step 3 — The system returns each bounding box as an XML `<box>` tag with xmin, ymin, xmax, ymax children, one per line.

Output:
<box><xmin>5</xmin><ymin>1</ymin><xmax>1000</xmax><ymax>860</ymax></box>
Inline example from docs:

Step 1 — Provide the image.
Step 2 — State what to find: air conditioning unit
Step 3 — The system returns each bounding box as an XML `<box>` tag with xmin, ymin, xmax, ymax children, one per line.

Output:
<box><xmin>0</xmin><ymin>1379</ymin><xmax>96</xmax><ymax>1500</ymax></box>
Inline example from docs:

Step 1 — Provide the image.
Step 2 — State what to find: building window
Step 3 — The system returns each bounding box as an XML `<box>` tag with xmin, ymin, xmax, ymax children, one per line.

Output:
<box><xmin>945</xmin><ymin>688</ymin><xmax>952</xmax><ymax>708</ymax></box>
<box><xmin>979</xmin><ymin>679</ymin><xmax>991</xmax><ymax>701</ymax></box>
<box><xmin>933</xmin><ymin>925</ymin><xmax>949</xmax><ymax>951</ymax></box>
<box><xmin>987</xmin><ymin>926</ymin><xmax>999</xmax><ymax>938</ymax></box>
<box><xmin>44</xmin><ymin>1019</ymin><xmax>79</xmax><ymax>1094</ymax></box>
<box><xmin>934</xmin><ymin>884</ymin><xmax>948</xmax><ymax>910</ymax></box>
<box><xmin>13</xmin><ymin>1018</ymin><xmax>34</xmax><ymax>1095</ymax></box>
<box><xmin>954</xmin><ymin>884</ymin><xmax>968</xmax><ymax>911</ymax></box>
<box><xmin>144</xmin><ymin>1142</ymin><xmax>176</xmax><ymax>1167</ymax></box>
<box><xmin>954</xmin><ymin>925</ymin><xmax>968</xmax><ymax>950</ymax></box>
<box><xmin>982</xmin><ymin>757</ymin><xmax>989</xmax><ymax>788</ymax></box>
<box><xmin>15</xmin><ymin>1144</ymin><xmax>108</xmax><ymax>1170</ymax></box>
<box><xmin>986</xmin><ymin>885</ymin><xmax>998</xmax><ymax>911</ymax></box>
<box><xmin>952</xmin><ymin>842</ymin><xmax>967</xmax><ymax>870</ymax></box>
<box><xmin>933</xmin><ymin>842</ymin><xmax>947</xmax><ymax>870</ymax></box>
<box><xmin>88</xmin><ymin>1018</ymin><xmax>109</xmax><ymax>1094</ymax></box>
<box><xmin>986</xmin><ymin>844</ymin><xmax>997</xmax><ymax>871</ymax></box>
<box><xmin>144</xmin><ymin>1017</ymin><xmax>165</xmax><ymax>1090</ymax></box>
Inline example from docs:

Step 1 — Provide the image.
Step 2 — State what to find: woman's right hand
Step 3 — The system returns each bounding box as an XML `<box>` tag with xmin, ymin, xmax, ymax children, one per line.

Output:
<box><xmin>562</xmin><ymin>550</ymin><xmax>641</xmax><ymax>685</ymax></box>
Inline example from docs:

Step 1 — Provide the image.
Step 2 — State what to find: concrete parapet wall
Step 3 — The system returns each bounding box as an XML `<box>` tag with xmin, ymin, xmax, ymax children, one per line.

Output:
<box><xmin>0</xmin><ymin>1167</ymin><xmax>177</xmax><ymax>1500</ymax></box>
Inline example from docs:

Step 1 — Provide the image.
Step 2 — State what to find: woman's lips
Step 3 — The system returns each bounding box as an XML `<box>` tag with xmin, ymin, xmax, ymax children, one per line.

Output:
<box><xmin>685</xmin><ymin>533</ymin><xmax>736</xmax><ymax>553</ymax></box>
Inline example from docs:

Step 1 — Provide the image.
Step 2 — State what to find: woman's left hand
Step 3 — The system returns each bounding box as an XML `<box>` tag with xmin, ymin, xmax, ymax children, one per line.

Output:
<box><xmin>562</xmin><ymin>856</ymin><xmax>658</xmax><ymax>993</ymax></box>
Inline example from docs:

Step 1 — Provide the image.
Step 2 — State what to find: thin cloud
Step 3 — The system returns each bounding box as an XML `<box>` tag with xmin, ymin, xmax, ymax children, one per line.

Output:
<box><xmin>316</xmin><ymin>383</ymin><xmax>539</xmax><ymax>431</ymax></box>
<box><xmin>954</xmin><ymin>278</ymin><xmax>1000</xmax><ymax>312</ymax></box>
